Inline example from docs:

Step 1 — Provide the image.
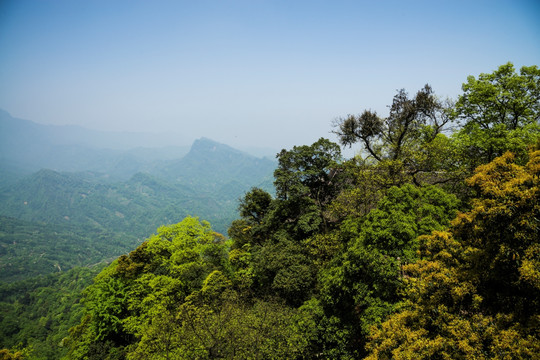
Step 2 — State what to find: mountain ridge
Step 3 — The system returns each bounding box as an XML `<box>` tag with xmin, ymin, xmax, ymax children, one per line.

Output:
<box><xmin>0</xmin><ymin>110</ymin><xmax>277</xmax><ymax>185</ymax></box>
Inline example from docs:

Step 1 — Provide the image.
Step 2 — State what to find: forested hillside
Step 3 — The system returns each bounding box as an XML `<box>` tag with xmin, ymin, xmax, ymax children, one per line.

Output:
<box><xmin>0</xmin><ymin>216</ymin><xmax>125</xmax><ymax>282</ymax></box>
<box><xmin>0</xmin><ymin>136</ymin><xmax>275</xmax><ymax>359</ymax></box>
<box><xmin>1</xmin><ymin>63</ymin><xmax>539</xmax><ymax>359</ymax></box>
<box><xmin>0</xmin><ymin>266</ymin><xmax>107</xmax><ymax>359</ymax></box>
<box><xmin>0</xmin><ymin>137</ymin><xmax>275</xmax><ymax>282</ymax></box>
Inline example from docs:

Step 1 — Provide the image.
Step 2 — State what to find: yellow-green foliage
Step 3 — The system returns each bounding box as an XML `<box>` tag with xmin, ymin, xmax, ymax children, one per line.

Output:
<box><xmin>62</xmin><ymin>64</ymin><xmax>540</xmax><ymax>360</ymax></box>
<box><xmin>366</xmin><ymin>150</ymin><xmax>540</xmax><ymax>359</ymax></box>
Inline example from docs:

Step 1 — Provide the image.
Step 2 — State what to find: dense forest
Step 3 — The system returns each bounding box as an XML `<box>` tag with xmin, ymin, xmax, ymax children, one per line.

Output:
<box><xmin>0</xmin><ymin>137</ymin><xmax>275</xmax><ymax>282</ymax></box>
<box><xmin>1</xmin><ymin>62</ymin><xmax>539</xmax><ymax>359</ymax></box>
<box><xmin>0</xmin><ymin>139</ymin><xmax>275</xmax><ymax>358</ymax></box>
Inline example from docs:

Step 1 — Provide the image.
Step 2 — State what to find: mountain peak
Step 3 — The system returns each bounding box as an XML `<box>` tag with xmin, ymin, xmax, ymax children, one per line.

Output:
<box><xmin>189</xmin><ymin>138</ymin><xmax>246</xmax><ymax>157</ymax></box>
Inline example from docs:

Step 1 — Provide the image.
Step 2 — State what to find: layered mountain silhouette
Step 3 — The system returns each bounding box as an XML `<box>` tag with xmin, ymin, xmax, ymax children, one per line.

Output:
<box><xmin>0</xmin><ymin>110</ymin><xmax>277</xmax><ymax>280</ymax></box>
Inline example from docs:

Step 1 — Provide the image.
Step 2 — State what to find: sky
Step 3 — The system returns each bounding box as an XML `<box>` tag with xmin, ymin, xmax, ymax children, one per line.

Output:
<box><xmin>1</xmin><ymin>0</ymin><xmax>539</xmax><ymax>154</ymax></box>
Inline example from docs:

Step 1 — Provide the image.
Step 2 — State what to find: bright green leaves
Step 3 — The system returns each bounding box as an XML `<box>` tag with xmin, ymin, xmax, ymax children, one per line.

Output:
<box><xmin>67</xmin><ymin>217</ymin><xmax>231</xmax><ymax>360</ymax></box>
<box><xmin>351</xmin><ymin>184</ymin><xmax>458</xmax><ymax>259</ymax></box>
<box><xmin>171</xmin><ymin>298</ymin><xmax>307</xmax><ymax>360</ymax></box>
<box><xmin>123</xmin><ymin>274</ymin><xmax>184</xmax><ymax>337</ymax></box>
<box><xmin>127</xmin><ymin>279</ymin><xmax>310</xmax><ymax>359</ymax></box>
<box><xmin>83</xmin><ymin>276</ymin><xmax>128</xmax><ymax>342</ymax></box>
<box><xmin>199</xmin><ymin>270</ymin><xmax>232</xmax><ymax>301</ymax></box>
<box><xmin>455</xmin><ymin>63</ymin><xmax>540</xmax><ymax>130</ymax></box>
<box><xmin>452</xmin><ymin>63</ymin><xmax>540</xmax><ymax>168</ymax></box>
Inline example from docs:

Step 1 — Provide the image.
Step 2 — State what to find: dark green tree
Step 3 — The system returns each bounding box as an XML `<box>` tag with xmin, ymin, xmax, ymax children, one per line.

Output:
<box><xmin>318</xmin><ymin>184</ymin><xmax>459</xmax><ymax>356</ymax></box>
<box><xmin>272</xmin><ymin>138</ymin><xmax>343</xmax><ymax>238</ymax></box>
<box><xmin>333</xmin><ymin>85</ymin><xmax>455</xmax><ymax>187</ymax></box>
<box><xmin>274</xmin><ymin>138</ymin><xmax>342</xmax><ymax>203</ymax></box>
<box><xmin>229</xmin><ymin>187</ymin><xmax>274</xmax><ymax>248</ymax></box>
<box><xmin>238</xmin><ymin>187</ymin><xmax>273</xmax><ymax>226</ymax></box>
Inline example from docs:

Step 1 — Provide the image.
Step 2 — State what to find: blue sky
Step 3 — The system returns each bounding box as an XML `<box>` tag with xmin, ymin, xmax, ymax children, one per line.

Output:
<box><xmin>1</xmin><ymin>0</ymin><xmax>539</xmax><ymax>153</ymax></box>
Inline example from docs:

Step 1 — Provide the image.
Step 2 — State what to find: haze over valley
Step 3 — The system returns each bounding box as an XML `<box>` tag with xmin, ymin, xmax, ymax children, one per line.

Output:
<box><xmin>0</xmin><ymin>1</ymin><xmax>538</xmax><ymax>359</ymax></box>
<box><xmin>1</xmin><ymin>110</ymin><xmax>276</xmax><ymax>279</ymax></box>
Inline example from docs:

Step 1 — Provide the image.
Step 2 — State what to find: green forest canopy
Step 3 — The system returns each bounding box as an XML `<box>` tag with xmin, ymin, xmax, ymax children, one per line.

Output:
<box><xmin>2</xmin><ymin>62</ymin><xmax>539</xmax><ymax>359</ymax></box>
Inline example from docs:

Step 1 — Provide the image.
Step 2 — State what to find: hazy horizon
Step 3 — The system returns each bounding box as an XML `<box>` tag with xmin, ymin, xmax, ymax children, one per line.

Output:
<box><xmin>0</xmin><ymin>108</ymin><xmax>282</xmax><ymax>159</ymax></box>
<box><xmin>1</xmin><ymin>0</ymin><xmax>539</xmax><ymax>154</ymax></box>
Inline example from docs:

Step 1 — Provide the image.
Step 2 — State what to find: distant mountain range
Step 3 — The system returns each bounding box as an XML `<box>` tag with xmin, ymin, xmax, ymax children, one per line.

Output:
<box><xmin>0</xmin><ymin>109</ymin><xmax>278</xmax><ymax>183</ymax></box>
<box><xmin>0</xmin><ymin>138</ymin><xmax>275</xmax><ymax>235</ymax></box>
<box><xmin>0</xmin><ymin>109</ymin><xmax>189</xmax><ymax>181</ymax></box>
<box><xmin>0</xmin><ymin>110</ymin><xmax>277</xmax><ymax>281</ymax></box>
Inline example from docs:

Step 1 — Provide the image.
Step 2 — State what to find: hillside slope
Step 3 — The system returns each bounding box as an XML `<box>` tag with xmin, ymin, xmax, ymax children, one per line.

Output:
<box><xmin>0</xmin><ymin>137</ymin><xmax>276</xmax><ymax>282</ymax></box>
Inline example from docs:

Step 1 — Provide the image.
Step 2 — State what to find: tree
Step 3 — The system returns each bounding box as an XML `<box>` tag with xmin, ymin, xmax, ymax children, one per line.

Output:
<box><xmin>333</xmin><ymin>85</ymin><xmax>456</xmax><ymax>187</ymax></box>
<box><xmin>229</xmin><ymin>139</ymin><xmax>343</xmax><ymax>245</ymax></box>
<box><xmin>126</xmin><ymin>272</ymin><xmax>309</xmax><ymax>360</ymax></box>
<box><xmin>66</xmin><ymin>217</ymin><xmax>231</xmax><ymax>360</ymax></box>
<box><xmin>0</xmin><ymin>346</ymin><xmax>31</xmax><ymax>360</ymax></box>
<box><xmin>226</xmin><ymin>140</ymin><xmax>344</xmax><ymax>306</ymax></box>
<box><xmin>238</xmin><ymin>187</ymin><xmax>273</xmax><ymax>226</ymax></box>
<box><xmin>252</xmin><ymin>235</ymin><xmax>316</xmax><ymax>306</ymax></box>
<box><xmin>318</xmin><ymin>184</ymin><xmax>459</xmax><ymax>357</ymax></box>
<box><xmin>455</xmin><ymin>150</ymin><xmax>540</xmax><ymax>318</ymax></box>
<box><xmin>274</xmin><ymin>137</ymin><xmax>342</xmax><ymax>204</ymax></box>
<box><xmin>229</xmin><ymin>188</ymin><xmax>274</xmax><ymax>248</ymax></box>
<box><xmin>366</xmin><ymin>149</ymin><xmax>540</xmax><ymax>359</ymax></box>
<box><xmin>452</xmin><ymin>63</ymin><xmax>540</xmax><ymax>169</ymax></box>
<box><xmin>272</xmin><ymin>138</ymin><xmax>343</xmax><ymax>237</ymax></box>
